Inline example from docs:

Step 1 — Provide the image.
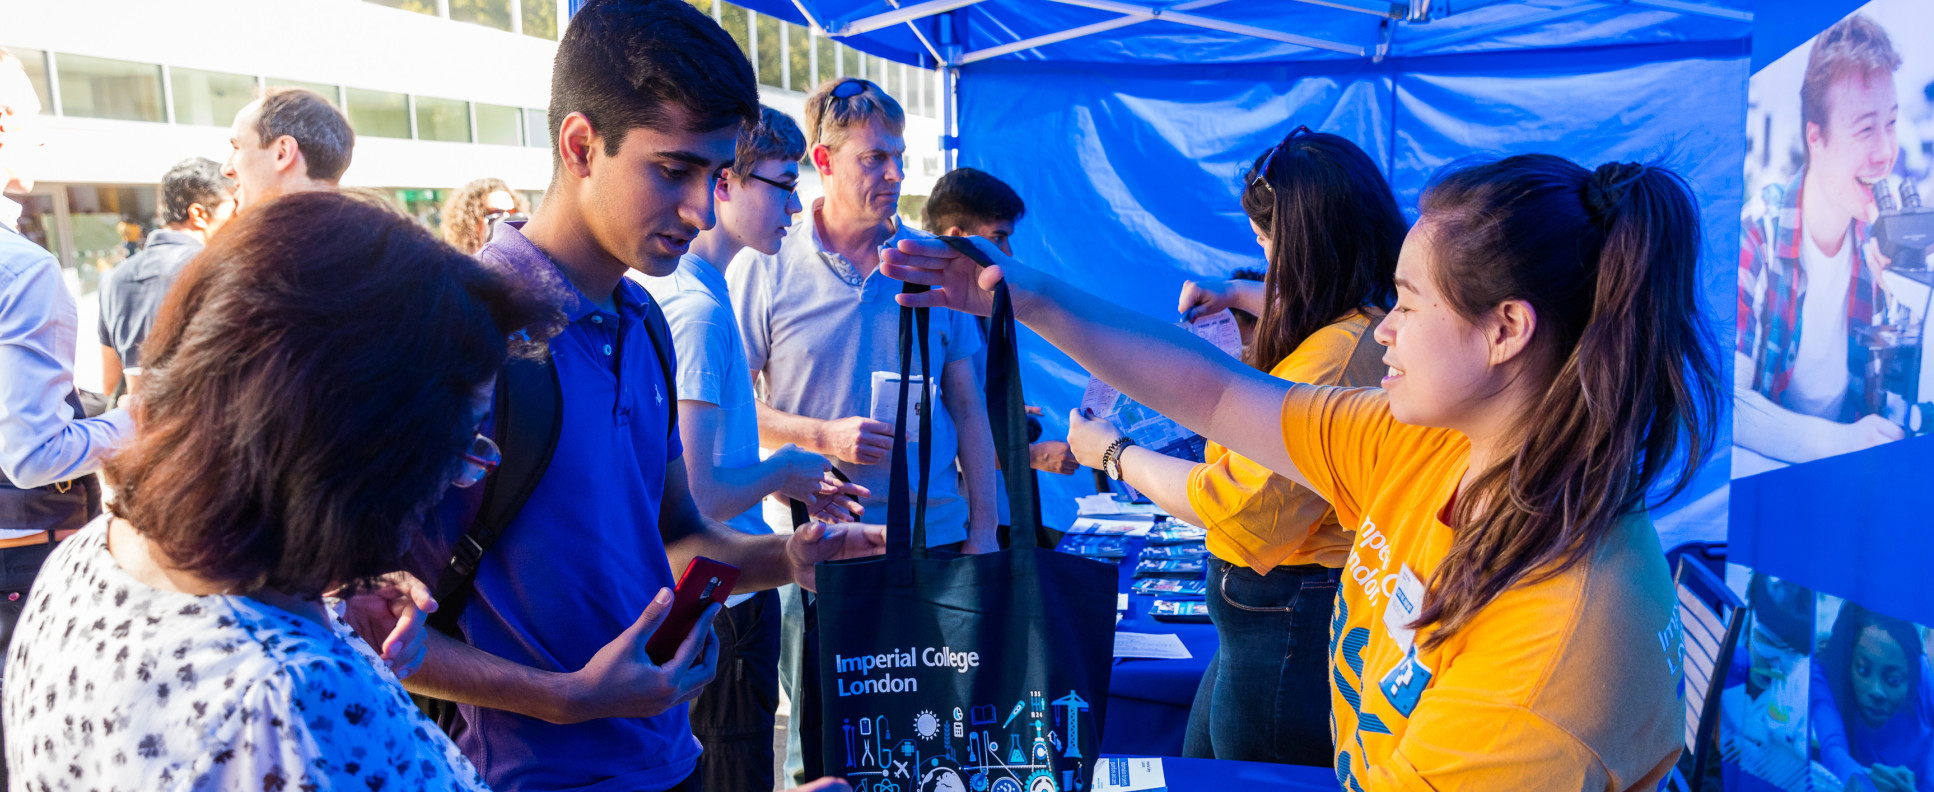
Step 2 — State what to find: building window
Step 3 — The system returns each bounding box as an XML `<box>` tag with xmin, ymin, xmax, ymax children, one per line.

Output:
<box><xmin>755</xmin><ymin>13</ymin><xmax>783</xmax><ymax>90</ymax></box>
<box><xmin>10</xmin><ymin>48</ymin><xmax>51</xmax><ymax>110</ymax></box>
<box><xmin>929</xmin><ymin>68</ymin><xmax>940</xmax><ymax>119</ymax></box>
<box><xmin>171</xmin><ymin>67</ymin><xmax>256</xmax><ymax>127</ymax></box>
<box><xmin>788</xmin><ymin>23</ymin><xmax>812</xmax><ymax>93</ymax></box>
<box><xmin>416</xmin><ymin>96</ymin><xmax>471</xmax><ymax>142</ymax></box>
<box><xmin>450</xmin><ymin>0</ymin><xmax>513</xmax><ymax>31</ymax></box>
<box><xmin>66</xmin><ymin>185</ymin><xmax>159</xmax><ymax>292</ymax></box>
<box><xmin>55</xmin><ymin>54</ymin><xmax>164</xmax><ymax>123</ymax></box>
<box><xmin>268</xmin><ymin>78</ymin><xmax>340</xmax><ymax>106</ymax></box>
<box><xmin>365</xmin><ymin>0</ymin><xmax>436</xmax><ymax>13</ymax></box>
<box><xmin>476</xmin><ymin>103</ymin><xmax>522</xmax><ymax>146</ymax></box>
<box><xmin>345</xmin><ymin>88</ymin><xmax>410</xmax><ymax>139</ymax></box>
<box><xmin>820</xmin><ymin>37</ymin><xmax>840</xmax><ymax>81</ymax></box>
<box><xmin>525</xmin><ymin>108</ymin><xmax>549</xmax><ymax>150</ymax></box>
<box><xmin>720</xmin><ymin>3</ymin><xmax>750</xmax><ymax>61</ymax></box>
<box><xmin>522</xmin><ymin>0</ymin><xmax>557</xmax><ymax>39</ymax></box>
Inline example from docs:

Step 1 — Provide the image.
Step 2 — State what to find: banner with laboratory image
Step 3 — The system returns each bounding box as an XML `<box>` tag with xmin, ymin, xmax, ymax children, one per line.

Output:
<box><xmin>1735</xmin><ymin>0</ymin><xmax>1934</xmax><ymax>479</ymax></box>
<box><xmin>1714</xmin><ymin>570</ymin><xmax>1934</xmax><ymax>792</ymax></box>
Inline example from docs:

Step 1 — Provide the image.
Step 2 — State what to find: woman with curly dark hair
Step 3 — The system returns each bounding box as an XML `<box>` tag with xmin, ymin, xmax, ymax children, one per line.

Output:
<box><xmin>2</xmin><ymin>190</ymin><xmax>559</xmax><ymax>790</ymax></box>
<box><xmin>442</xmin><ymin>176</ymin><xmax>528</xmax><ymax>254</ymax></box>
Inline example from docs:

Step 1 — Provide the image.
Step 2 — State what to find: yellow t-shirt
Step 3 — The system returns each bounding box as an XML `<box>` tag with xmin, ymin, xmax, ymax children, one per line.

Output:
<box><xmin>1280</xmin><ymin>385</ymin><xmax>1684</xmax><ymax>792</ymax></box>
<box><xmin>1188</xmin><ymin>311</ymin><xmax>1383</xmax><ymax>571</ymax></box>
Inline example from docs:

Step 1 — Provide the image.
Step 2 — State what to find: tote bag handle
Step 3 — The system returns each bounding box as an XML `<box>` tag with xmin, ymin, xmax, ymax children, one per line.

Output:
<box><xmin>937</xmin><ymin>236</ymin><xmax>1041</xmax><ymax>548</ymax></box>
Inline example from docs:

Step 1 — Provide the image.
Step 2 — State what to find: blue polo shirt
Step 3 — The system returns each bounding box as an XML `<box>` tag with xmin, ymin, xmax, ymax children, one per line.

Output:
<box><xmin>426</xmin><ymin>223</ymin><xmax>693</xmax><ymax>792</ymax></box>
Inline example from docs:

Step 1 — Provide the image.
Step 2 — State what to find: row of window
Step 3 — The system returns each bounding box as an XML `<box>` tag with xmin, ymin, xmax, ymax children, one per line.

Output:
<box><xmin>693</xmin><ymin>0</ymin><xmax>942</xmax><ymax>117</ymax></box>
<box><xmin>359</xmin><ymin>0</ymin><xmax>943</xmax><ymax>117</ymax></box>
<box><xmin>366</xmin><ymin>0</ymin><xmax>560</xmax><ymax>40</ymax></box>
<box><xmin>8</xmin><ymin>48</ymin><xmax>549</xmax><ymax>148</ymax></box>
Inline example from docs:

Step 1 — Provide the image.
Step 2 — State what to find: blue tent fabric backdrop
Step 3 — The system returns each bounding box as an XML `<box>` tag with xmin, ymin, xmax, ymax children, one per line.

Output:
<box><xmin>957</xmin><ymin>50</ymin><xmax>1746</xmax><ymax>542</ymax></box>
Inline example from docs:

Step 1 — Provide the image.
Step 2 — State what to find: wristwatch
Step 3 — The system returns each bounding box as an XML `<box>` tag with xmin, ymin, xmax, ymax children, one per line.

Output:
<box><xmin>1101</xmin><ymin>436</ymin><xmax>1137</xmax><ymax>481</ymax></box>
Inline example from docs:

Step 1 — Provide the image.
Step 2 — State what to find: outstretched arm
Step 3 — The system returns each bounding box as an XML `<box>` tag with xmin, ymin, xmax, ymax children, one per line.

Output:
<box><xmin>882</xmin><ymin>239</ymin><xmax>1308</xmax><ymax>490</ymax></box>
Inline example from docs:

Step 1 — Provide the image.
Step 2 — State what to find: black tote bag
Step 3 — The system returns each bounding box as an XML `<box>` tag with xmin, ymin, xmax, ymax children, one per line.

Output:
<box><xmin>815</xmin><ymin>237</ymin><xmax>1116</xmax><ymax>792</ymax></box>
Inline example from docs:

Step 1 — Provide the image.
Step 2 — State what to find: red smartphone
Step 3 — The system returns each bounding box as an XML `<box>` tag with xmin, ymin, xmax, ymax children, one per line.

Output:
<box><xmin>645</xmin><ymin>557</ymin><xmax>740</xmax><ymax>666</ymax></box>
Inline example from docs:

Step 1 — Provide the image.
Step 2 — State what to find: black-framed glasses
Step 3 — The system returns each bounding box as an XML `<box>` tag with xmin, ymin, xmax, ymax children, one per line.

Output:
<box><xmin>744</xmin><ymin>172</ymin><xmax>799</xmax><ymax>198</ymax></box>
<box><xmin>831</xmin><ymin>79</ymin><xmax>873</xmax><ymax>100</ymax></box>
<box><xmin>1247</xmin><ymin>125</ymin><xmax>1315</xmax><ymax>190</ymax></box>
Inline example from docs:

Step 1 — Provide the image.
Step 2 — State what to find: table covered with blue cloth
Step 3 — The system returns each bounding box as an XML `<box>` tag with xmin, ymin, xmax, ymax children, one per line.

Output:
<box><xmin>1096</xmin><ymin>535</ymin><xmax>1220</xmax><ymax>757</ymax></box>
<box><xmin>1101</xmin><ymin>756</ymin><xmax>1340</xmax><ymax>791</ymax></box>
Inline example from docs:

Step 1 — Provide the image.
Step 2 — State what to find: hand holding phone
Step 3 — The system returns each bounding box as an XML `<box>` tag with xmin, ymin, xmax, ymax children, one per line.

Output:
<box><xmin>644</xmin><ymin>557</ymin><xmax>740</xmax><ymax>666</ymax></box>
<box><xmin>563</xmin><ymin>559</ymin><xmax>739</xmax><ymax>722</ymax></box>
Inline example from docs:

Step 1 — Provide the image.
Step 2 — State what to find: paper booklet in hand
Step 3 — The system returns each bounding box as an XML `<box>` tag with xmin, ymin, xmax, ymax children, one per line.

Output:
<box><xmin>1079</xmin><ymin>310</ymin><xmax>1243</xmax><ymax>498</ymax></box>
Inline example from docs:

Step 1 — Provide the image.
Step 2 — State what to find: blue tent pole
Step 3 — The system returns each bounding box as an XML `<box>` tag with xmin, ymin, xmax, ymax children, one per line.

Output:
<box><xmin>938</xmin><ymin>9</ymin><xmax>962</xmax><ymax>172</ymax></box>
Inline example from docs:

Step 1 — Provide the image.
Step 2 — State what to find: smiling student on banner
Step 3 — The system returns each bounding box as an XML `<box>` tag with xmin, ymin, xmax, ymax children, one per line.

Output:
<box><xmin>1737</xmin><ymin>14</ymin><xmax>1907</xmax><ymax>468</ymax></box>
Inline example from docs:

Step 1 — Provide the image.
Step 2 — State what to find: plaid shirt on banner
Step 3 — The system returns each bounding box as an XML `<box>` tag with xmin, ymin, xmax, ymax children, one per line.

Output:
<box><xmin>1736</xmin><ymin>169</ymin><xmax>1883</xmax><ymax>420</ymax></box>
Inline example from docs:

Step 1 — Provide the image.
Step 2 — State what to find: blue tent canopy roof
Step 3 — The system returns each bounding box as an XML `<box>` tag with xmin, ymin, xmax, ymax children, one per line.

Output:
<box><xmin>733</xmin><ymin>0</ymin><xmax>1748</xmax><ymax>68</ymax></box>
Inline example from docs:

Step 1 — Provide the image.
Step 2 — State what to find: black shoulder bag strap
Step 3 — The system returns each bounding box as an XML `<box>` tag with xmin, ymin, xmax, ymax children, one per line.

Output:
<box><xmin>882</xmin><ymin>270</ymin><xmax>936</xmax><ymax>586</ymax></box>
<box><xmin>939</xmin><ymin>236</ymin><xmax>1041</xmax><ymax>547</ymax></box>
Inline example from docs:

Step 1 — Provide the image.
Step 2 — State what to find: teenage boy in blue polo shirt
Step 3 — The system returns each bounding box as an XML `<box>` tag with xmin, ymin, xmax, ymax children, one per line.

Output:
<box><xmin>400</xmin><ymin>3</ymin><xmax>883</xmax><ymax>791</ymax></box>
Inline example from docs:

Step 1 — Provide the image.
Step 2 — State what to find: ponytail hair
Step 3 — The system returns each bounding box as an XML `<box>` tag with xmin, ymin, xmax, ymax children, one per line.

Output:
<box><xmin>1410</xmin><ymin>155</ymin><xmax>1721</xmax><ymax>649</ymax></box>
<box><xmin>1238</xmin><ymin>130</ymin><xmax>1405</xmax><ymax>372</ymax></box>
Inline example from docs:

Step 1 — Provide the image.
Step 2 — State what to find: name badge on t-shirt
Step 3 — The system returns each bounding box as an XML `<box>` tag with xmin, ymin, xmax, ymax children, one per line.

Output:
<box><xmin>1378</xmin><ymin>645</ymin><xmax>1434</xmax><ymax>719</ymax></box>
<box><xmin>1380</xmin><ymin>563</ymin><xmax>1427</xmax><ymax>651</ymax></box>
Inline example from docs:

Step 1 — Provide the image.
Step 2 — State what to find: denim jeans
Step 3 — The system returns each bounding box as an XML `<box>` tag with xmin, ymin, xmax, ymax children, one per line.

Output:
<box><xmin>1183</xmin><ymin>558</ymin><xmax>1340</xmax><ymax>766</ymax></box>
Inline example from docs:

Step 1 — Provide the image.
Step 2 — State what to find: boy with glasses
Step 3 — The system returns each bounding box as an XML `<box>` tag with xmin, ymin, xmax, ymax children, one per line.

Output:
<box><xmin>636</xmin><ymin>106</ymin><xmax>866</xmax><ymax>792</ymax></box>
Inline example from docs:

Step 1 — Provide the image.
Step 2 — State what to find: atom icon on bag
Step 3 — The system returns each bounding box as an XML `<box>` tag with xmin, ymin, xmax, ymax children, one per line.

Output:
<box><xmin>915</xmin><ymin>709</ymin><xmax>942</xmax><ymax>740</ymax></box>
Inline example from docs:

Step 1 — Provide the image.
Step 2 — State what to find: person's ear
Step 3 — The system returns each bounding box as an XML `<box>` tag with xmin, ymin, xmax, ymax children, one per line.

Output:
<box><xmin>944</xmin><ymin>225</ymin><xmax>966</xmax><ymax>237</ymax></box>
<box><xmin>1485</xmin><ymin>300</ymin><xmax>1538</xmax><ymax>367</ymax></box>
<box><xmin>1804</xmin><ymin>120</ymin><xmax>1825</xmax><ymax>156</ymax></box>
<box><xmin>557</xmin><ymin>112</ymin><xmax>598</xmax><ymax>181</ymax></box>
<box><xmin>271</xmin><ymin>134</ymin><xmax>302</xmax><ymax>175</ymax></box>
<box><xmin>716</xmin><ymin>169</ymin><xmax>735</xmax><ymax>203</ymax></box>
<box><xmin>186</xmin><ymin>202</ymin><xmax>212</xmax><ymax>231</ymax></box>
<box><xmin>810</xmin><ymin>144</ymin><xmax>833</xmax><ymax>177</ymax></box>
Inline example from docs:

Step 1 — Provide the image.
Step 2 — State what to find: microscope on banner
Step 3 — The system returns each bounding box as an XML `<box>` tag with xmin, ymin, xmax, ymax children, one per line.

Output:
<box><xmin>1857</xmin><ymin>176</ymin><xmax>1934</xmax><ymax>434</ymax></box>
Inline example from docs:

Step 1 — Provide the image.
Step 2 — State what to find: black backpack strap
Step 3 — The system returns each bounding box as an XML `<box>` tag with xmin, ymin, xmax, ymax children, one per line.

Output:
<box><xmin>427</xmin><ymin>355</ymin><xmax>562</xmax><ymax>637</ymax></box>
<box><xmin>428</xmin><ymin>292</ymin><xmax>679</xmax><ymax>637</ymax></box>
<box><xmin>638</xmin><ymin>291</ymin><xmax>679</xmax><ymax>442</ymax></box>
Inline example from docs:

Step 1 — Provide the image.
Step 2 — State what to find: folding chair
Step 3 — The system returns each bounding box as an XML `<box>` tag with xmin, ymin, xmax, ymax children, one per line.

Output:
<box><xmin>1666</xmin><ymin>557</ymin><xmax>1747</xmax><ymax>792</ymax></box>
<box><xmin>1665</xmin><ymin>540</ymin><xmax>1726</xmax><ymax>585</ymax></box>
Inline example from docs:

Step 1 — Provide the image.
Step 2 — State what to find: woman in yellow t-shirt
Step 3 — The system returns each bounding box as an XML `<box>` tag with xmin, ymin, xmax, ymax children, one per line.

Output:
<box><xmin>883</xmin><ymin>154</ymin><xmax>1718</xmax><ymax>791</ymax></box>
<box><xmin>1064</xmin><ymin>129</ymin><xmax>1404</xmax><ymax>766</ymax></box>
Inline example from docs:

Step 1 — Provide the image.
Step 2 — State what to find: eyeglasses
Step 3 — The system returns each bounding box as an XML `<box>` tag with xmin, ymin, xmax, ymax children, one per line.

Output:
<box><xmin>1247</xmin><ymin>125</ymin><xmax>1315</xmax><ymax>190</ymax></box>
<box><xmin>831</xmin><ymin>79</ymin><xmax>873</xmax><ymax>100</ymax></box>
<box><xmin>452</xmin><ymin>432</ymin><xmax>501</xmax><ymax>488</ymax></box>
<box><xmin>743</xmin><ymin>172</ymin><xmax>799</xmax><ymax>198</ymax></box>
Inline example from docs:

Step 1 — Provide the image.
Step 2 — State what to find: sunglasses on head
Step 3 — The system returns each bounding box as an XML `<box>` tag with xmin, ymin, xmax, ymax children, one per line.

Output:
<box><xmin>1248</xmin><ymin>125</ymin><xmax>1315</xmax><ymax>190</ymax></box>
<box><xmin>831</xmin><ymin>79</ymin><xmax>873</xmax><ymax>100</ymax></box>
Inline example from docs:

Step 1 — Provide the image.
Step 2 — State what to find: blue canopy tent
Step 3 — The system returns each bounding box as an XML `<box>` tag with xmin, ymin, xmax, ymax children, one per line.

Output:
<box><xmin>715</xmin><ymin>0</ymin><xmax>1752</xmax><ymax>544</ymax></box>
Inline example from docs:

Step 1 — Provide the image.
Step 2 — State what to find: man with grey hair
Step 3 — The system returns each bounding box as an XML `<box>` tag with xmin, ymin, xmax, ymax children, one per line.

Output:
<box><xmin>222</xmin><ymin>87</ymin><xmax>354</xmax><ymax>212</ymax></box>
<box><xmin>730</xmin><ymin>80</ymin><xmax>998</xmax><ymax>551</ymax></box>
<box><xmin>98</xmin><ymin>157</ymin><xmax>235</xmax><ymax>395</ymax></box>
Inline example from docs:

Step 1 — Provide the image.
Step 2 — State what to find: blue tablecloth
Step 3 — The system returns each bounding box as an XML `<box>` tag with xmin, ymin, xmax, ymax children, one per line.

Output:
<box><xmin>1103</xmin><ymin>756</ymin><xmax>1339</xmax><ymax>791</ymax></box>
<box><xmin>1097</xmin><ymin>537</ymin><xmax>1219</xmax><ymax>757</ymax></box>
